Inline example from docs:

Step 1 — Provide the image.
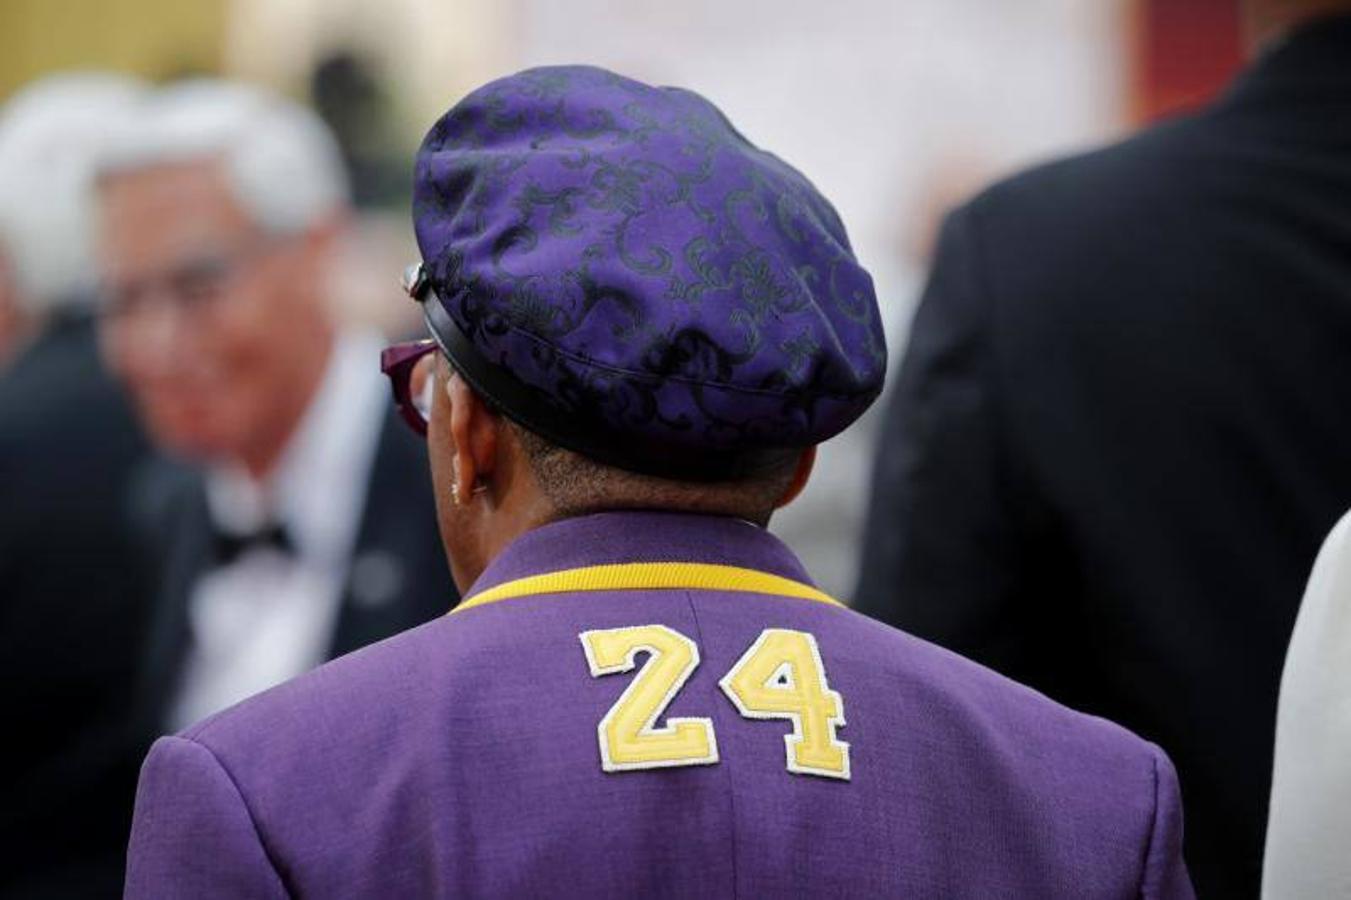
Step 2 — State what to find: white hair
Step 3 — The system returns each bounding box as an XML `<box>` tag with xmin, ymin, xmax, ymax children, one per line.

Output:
<box><xmin>101</xmin><ymin>78</ymin><xmax>349</xmax><ymax>240</ymax></box>
<box><xmin>0</xmin><ymin>72</ymin><xmax>146</xmax><ymax>314</ymax></box>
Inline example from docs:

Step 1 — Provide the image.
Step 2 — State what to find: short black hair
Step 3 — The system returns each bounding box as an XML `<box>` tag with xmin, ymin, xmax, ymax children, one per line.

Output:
<box><xmin>509</xmin><ymin>422</ymin><xmax>801</xmax><ymax>527</ymax></box>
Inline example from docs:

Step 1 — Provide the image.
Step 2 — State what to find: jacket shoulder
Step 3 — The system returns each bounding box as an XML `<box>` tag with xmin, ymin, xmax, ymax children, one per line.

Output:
<box><xmin>965</xmin><ymin>110</ymin><xmax>1220</xmax><ymax>251</ymax></box>
<box><xmin>844</xmin><ymin>608</ymin><xmax>1163</xmax><ymax>759</ymax></box>
<box><xmin>810</xmin><ymin>610</ymin><xmax>1187</xmax><ymax>891</ymax></box>
<box><xmin>183</xmin><ymin>613</ymin><xmax>470</xmax><ymax>750</ymax></box>
<box><xmin>836</xmin><ymin>610</ymin><xmax>1175</xmax><ymax>838</ymax></box>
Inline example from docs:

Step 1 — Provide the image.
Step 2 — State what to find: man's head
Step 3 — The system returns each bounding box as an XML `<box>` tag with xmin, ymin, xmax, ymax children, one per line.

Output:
<box><xmin>1243</xmin><ymin>0</ymin><xmax>1351</xmax><ymax>50</ymax></box>
<box><xmin>0</xmin><ymin>73</ymin><xmax>144</xmax><ymax>366</ymax></box>
<box><xmin>398</xmin><ymin>66</ymin><xmax>886</xmax><ymax>590</ymax></box>
<box><xmin>97</xmin><ymin>81</ymin><xmax>349</xmax><ymax>476</ymax></box>
<box><xmin>419</xmin><ymin>355</ymin><xmax>816</xmax><ymax>588</ymax></box>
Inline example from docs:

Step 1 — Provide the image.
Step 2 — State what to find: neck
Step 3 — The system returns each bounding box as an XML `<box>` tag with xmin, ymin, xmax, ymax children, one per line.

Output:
<box><xmin>450</xmin><ymin>494</ymin><xmax>774</xmax><ymax>594</ymax></box>
<box><xmin>458</xmin><ymin>509</ymin><xmax>814</xmax><ymax>604</ymax></box>
<box><xmin>447</xmin><ymin>467</ymin><xmax>558</xmax><ymax>593</ymax></box>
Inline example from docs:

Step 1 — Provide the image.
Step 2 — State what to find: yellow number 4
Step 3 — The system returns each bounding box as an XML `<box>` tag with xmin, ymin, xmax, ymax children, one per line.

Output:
<box><xmin>720</xmin><ymin>629</ymin><xmax>850</xmax><ymax>780</ymax></box>
<box><xmin>580</xmin><ymin>626</ymin><xmax>849</xmax><ymax>780</ymax></box>
<box><xmin>579</xmin><ymin>625</ymin><xmax>719</xmax><ymax>772</ymax></box>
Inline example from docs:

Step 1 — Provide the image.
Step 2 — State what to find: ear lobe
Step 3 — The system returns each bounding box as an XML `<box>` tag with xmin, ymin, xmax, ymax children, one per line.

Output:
<box><xmin>774</xmin><ymin>446</ymin><xmax>817</xmax><ymax>510</ymax></box>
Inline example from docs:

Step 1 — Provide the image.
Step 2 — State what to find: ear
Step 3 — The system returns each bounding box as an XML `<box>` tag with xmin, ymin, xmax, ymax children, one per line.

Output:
<box><xmin>446</xmin><ymin>372</ymin><xmax>500</xmax><ymax>503</ymax></box>
<box><xmin>774</xmin><ymin>446</ymin><xmax>817</xmax><ymax>509</ymax></box>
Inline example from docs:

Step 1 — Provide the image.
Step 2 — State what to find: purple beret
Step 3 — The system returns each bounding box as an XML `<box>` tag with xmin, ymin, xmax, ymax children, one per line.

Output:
<box><xmin>411</xmin><ymin>65</ymin><xmax>886</xmax><ymax>480</ymax></box>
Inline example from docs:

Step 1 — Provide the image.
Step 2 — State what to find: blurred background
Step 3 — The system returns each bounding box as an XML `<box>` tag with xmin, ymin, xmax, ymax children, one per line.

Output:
<box><xmin>0</xmin><ymin>0</ymin><xmax>1245</xmax><ymax>597</ymax></box>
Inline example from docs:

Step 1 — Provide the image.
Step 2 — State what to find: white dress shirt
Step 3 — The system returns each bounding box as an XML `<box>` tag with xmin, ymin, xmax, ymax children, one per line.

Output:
<box><xmin>167</xmin><ymin>331</ymin><xmax>389</xmax><ymax>731</ymax></box>
<box><xmin>1263</xmin><ymin>509</ymin><xmax>1351</xmax><ymax>899</ymax></box>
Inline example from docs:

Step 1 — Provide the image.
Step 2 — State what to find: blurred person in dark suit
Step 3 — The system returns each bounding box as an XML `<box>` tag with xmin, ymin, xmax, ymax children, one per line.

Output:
<box><xmin>854</xmin><ymin>5</ymin><xmax>1351</xmax><ymax>896</ymax></box>
<box><xmin>0</xmin><ymin>73</ymin><xmax>159</xmax><ymax>899</ymax></box>
<box><xmin>95</xmin><ymin>81</ymin><xmax>453</xmax><ymax>744</ymax></box>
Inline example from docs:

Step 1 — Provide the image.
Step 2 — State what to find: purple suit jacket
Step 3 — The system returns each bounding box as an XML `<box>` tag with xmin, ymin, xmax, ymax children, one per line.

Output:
<box><xmin>126</xmin><ymin>512</ymin><xmax>1192</xmax><ymax>898</ymax></box>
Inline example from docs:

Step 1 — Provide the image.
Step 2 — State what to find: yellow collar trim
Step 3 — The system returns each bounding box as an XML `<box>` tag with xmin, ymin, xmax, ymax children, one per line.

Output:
<box><xmin>452</xmin><ymin>561</ymin><xmax>844</xmax><ymax>615</ymax></box>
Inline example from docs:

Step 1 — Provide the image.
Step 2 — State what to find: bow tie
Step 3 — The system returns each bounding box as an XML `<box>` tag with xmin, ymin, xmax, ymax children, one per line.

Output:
<box><xmin>210</xmin><ymin>521</ymin><xmax>296</xmax><ymax>566</ymax></box>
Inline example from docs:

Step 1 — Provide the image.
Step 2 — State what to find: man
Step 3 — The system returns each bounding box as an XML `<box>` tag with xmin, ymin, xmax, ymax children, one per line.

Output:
<box><xmin>0</xmin><ymin>73</ymin><xmax>158</xmax><ymax>899</ymax></box>
<box><xmin>854</xmin><ymin>6</ymin><xmax>1351</xmax><ymax>896</ymax></box>
<box><xmin>125</xmin><ymin>66</ymin><xmax>1192</xmax><ymax>897</ymax></box>
<box><xmin>96</xmin><ymin>80</ymin><xmax>452</xmax><ymax>739</ymax></box>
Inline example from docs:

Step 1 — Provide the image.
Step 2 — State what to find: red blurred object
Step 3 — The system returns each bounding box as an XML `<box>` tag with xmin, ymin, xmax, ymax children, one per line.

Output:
<box><xmin>1132</xmin><ymin>0</ymin><xmax>1245</xmax><ymax>123</ymax></box>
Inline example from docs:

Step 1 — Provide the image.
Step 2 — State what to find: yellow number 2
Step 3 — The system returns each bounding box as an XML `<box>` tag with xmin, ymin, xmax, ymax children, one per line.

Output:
<box><xmin>720</xmin><ymin>629</ymin><xmax>850</xmax><ymax>780</ymax></box>
<box><xmin>579</xmin><ymin>625</ymin><xmax>719</xmax><ymax>772</ymax></box>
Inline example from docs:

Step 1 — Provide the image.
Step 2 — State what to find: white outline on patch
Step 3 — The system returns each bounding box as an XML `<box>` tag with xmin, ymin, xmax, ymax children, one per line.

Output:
<box><xmin>719</xmin><ymin>628</ymin><xmax>851</xmax><ymax>781</ymax></box>
<box><xmin>579</xmin><ymin>624</ymin><xmax>720</xmax><ymax>773</ymax></box>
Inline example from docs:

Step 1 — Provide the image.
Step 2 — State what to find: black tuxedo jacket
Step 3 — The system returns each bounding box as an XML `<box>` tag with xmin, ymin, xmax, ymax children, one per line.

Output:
<box><xmin>134</xmin><ymin>404</ymin><xmax>457</xmax><ymax>732</ymax></box>
<box><xmin>855</xmin><ymin>18</ymin><xmax>1351</xmax><ymax>899</ymax></box>
<box><xmin>0</xmin><ymin>315</ymin><xmax>158</xmax><ymax>898</ymax></box>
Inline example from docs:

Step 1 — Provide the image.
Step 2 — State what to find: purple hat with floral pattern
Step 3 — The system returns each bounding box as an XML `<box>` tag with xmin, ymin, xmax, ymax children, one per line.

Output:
<box><xmin>409</xmin><ymin>65</ymin><xmax>885</xmax><ymax>480</ymax></box>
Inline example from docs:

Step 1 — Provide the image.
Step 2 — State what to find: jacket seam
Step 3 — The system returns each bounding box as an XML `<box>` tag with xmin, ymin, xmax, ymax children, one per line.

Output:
<box><xmin>683</xmin><ymin>589</ymin><xmax>739</xmax><ymax>900</ymax></box>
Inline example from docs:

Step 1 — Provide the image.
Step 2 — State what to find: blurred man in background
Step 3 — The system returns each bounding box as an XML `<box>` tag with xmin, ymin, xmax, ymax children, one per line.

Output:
<box><xmin>0</xmin><ymin>73</ymin><xmax>158</xmax><ymax>899</ymax></box>
<box><xmin>96</xmin><ymin>81</ymin><xmax>453</xmax><ymax>741</ymax></box>
<box><xmin>855</xmin><ymin>3</ymin><xmax>1351</xmax><ymax>896</ymax></box>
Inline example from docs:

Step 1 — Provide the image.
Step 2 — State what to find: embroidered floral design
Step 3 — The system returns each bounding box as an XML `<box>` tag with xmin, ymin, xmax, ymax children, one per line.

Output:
<box><xmin>413</xmin><ymin>65</ymin><xmax>887</xmax><ymax>454</ymax></box>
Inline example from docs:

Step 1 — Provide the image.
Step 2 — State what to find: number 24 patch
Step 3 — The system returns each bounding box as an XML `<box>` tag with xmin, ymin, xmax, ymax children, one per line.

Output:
<box><xmin>579</xmin><ymin>625</ymin><xmax>850</xmax><ymax>781</ymax></box>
